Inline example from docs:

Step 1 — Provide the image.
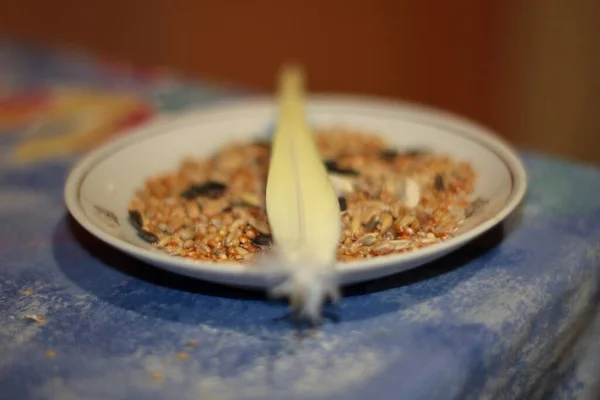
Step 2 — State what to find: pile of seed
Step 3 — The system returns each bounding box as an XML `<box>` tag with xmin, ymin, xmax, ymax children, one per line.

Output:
<box><xmin>128</xmin><ymin>128</ymin><xmax>481</xmax><ymax>263</ymax></box>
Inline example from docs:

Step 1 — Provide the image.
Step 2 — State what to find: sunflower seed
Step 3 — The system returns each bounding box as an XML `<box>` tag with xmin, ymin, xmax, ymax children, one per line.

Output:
<box><xmin>435</xmin><ymin>174</ymin><xmax>445</xmax><ymax>191</ymax></box>
<box><xmin>130</xmin><ymin>130</ymin><xmax>476</xmax><ymax>264</ymax></box>
<box><xmin>338</xmin><ymin>197</ymin><xmax>348</xmax><ymax>212</ymax></box>
<box><xmin>180</xmin><ymin>181</ymin><xmax>227</xmax><ymax>200</ymax></box>
<box><xmin>324</xmin><ymin>160</ymin><xmax>359</xmax><ymax>176</ymax></box>
<box><xmin>138</xmin><ymin>230</ymin><xmax>159</xmax><ymax>243</ymax></box>
<box><xmin>252</xmin><ymin>233</ymin><xmax>273</xmax><ymax>247</ymax></box>
<box><xmin>129</xmin><ymin>210</ymin><xmax>144</xmax><ymax>230</ymax></box>
<box><xmin>360</xmin><ymin>233</ymin><xmax>378</xmax><ymax>246</ymax></box>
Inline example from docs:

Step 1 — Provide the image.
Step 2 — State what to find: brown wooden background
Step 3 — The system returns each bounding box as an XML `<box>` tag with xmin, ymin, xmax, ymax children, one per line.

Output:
<box><xmin>2</xmin><ymin>0</ymin><xmax>598</xmax><ymax>164</ymax></box>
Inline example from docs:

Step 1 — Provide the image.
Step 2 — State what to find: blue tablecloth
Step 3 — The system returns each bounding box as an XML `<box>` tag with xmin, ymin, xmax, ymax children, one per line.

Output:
<box><xmin>1</xmin><ymin>41</ymin><xmax>599</xmax><ymax>400</ymax></box>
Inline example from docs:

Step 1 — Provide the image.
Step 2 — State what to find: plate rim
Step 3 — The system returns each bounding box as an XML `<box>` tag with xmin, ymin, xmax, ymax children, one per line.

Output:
<box><xmin>64</xmin><ymin>94</ymin><xmax>528</xmax><ymax>281</ymax></box>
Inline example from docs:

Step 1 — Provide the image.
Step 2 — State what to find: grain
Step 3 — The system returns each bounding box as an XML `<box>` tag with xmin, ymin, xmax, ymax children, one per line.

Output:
<box><xmin>156</xmin><ymin>235</ymin><xmax>172</xmax><ymax>248</ymax></box>
<box><xmin>379</xmin><ymin>212</ymin><xmax>394</xmax><ymax>234</ymax></box>
<box><xmin>128</xmin><ymin>129</ymin><xmax>478</xmax><ymax>263</ymax></box>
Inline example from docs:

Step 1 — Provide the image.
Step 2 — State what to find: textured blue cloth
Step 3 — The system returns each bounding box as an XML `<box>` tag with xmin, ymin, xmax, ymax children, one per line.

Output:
<box><xmin>1</xmin><ymin>41</ymin><xmax>599</xmax><ymax>400</ymax></box>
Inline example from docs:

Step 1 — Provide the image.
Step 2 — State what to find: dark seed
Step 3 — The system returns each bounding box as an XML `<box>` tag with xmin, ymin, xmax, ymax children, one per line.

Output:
<box><xmin>379</xmin><ymin>149</ymin><xmax>398</xmax><ymax>160</ymax></box>
<box><xmin>402</xmin><ymin>148</ymin><xmax>430</xmax><ymax>157</ymax></box>
<box><xmin>180</xmin><ymin>181</ymin><xmax>227</xmax><ymax>200</ymax></box>
<box><xmin>338</xmin><ymin>197</ymin><xmax>348</xmax><ymax>212</ymax></box>
<box><xmin>435</xmin><ymin>174</ymin><xmax>445</xmax><ymax>191</ymax></box>
<box><xmin>129</xmin><ymin>210</ymin><xmax>143</xmax><ymax>230</ymax></box>
<box><xmin>138</xmin><ymin>229</ymin><xmax>159</xmax><ymax>244</ymax></box>
<box><xmin>252</xmin><ymin>233</ymin><xmax>273</xmax><ymax>247</ymax></box>
<box><xmin>324</xmin><ymin>160</ymin><xmax>359</xmax><ymax>176</ymax></box>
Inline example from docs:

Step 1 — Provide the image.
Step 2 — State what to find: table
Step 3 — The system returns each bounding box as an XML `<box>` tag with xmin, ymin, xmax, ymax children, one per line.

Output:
<box><xmin>1</xmin><ymin>40</ymin><xmax>599</xmax><ymax>400</ymax></box>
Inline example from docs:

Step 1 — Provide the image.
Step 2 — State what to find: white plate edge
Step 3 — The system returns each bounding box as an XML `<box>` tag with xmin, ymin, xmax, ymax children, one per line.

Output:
<box><xmin>64</xmin><ymin>95</ymin><xmax>528</xmax><ymax>281</ymax></box>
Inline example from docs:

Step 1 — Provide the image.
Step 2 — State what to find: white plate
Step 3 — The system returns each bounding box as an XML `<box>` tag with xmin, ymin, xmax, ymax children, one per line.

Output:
<box><xmin>64</xmin><ymin>95</ymin><xmax>527</xmax><ymax>289</ymax></box>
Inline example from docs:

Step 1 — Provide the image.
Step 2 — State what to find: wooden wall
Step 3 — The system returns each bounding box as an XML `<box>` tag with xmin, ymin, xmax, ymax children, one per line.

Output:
<box><xmin>1</xmin><ymin>0</ymin><xmax>598</xmax><ymax>164</ymax></box>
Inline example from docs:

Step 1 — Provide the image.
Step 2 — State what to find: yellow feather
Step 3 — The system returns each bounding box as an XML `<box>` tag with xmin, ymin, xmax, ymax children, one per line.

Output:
<box><xmin>264</xmin><ymin>65</ymin><xmax>342</xmax><ymax>321</ymax></box>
